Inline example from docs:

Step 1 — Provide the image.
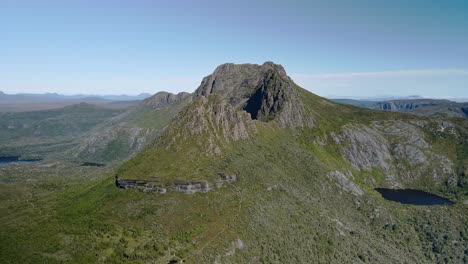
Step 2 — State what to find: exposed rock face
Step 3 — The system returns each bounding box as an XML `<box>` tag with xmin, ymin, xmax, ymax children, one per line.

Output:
<box><xmin>328</xmin><ymin>171</ymin><xmax>364</xmax><ymax>196</ymax></box>
<box><xmin>331</xmin><ymin>120</ymin><xmax>457</xmax><ymax>187</ymax></box>
<box><xmin>172</xmin><ymin>180</ymin><xmax>212</xmax><ymax>194</ymax></box>
<box><xmin>193</xmin><ymin>61</ymin><xmax>313</xmax><ymax>128</ymax></box>
<box><xmin>371</xmin><ymin>99</ymin><xmax>449</xmax><ymax>111</ymax></box>
<box><xmin>115</xmin><ymin>177</ymin><xmax>211</xmax><ymax>194</ymax></box>
<box><xmin>195</xmin><ymin>62</ymin><xmax>287</xmax><ymax>100</ymax></box>
<box><xmin>160</xmin><ymin>96</ymin><xmax>255</xmax><ymax>155</ymax></box>
<box><xmin>143</xmin><ymin>91</ymin><xmax>191</xmax><ymax>109</ymax></box>
<box><xmin>331</xmin><ymin>126</ymin><xmax>392</xmax><ymax>171</ymax></box>
<box><xmin>215</xmin><ymin>173</ymin><xmax>237</xmax><ymax>188</ymax></box>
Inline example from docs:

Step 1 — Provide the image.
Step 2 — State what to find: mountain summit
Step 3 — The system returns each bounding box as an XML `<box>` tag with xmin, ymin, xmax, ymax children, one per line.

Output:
<box><xmin>193</xmin><ymin>61</ymin><xmax>313</xmax><ymax>127</ymax></box>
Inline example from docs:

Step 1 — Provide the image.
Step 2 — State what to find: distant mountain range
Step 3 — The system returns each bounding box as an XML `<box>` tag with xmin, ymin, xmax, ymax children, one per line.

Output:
<box><xmin>0</xmin><ymin>91</ymin><xmax>152</xmax><ymax>112</ymax></box>
<box><xmin>332</xmin><ymin>97</ymin><xmax>468</xmax><ymax>119</ymax></box>
<box><xmin>330</xmin><ymin>95</ymin><xmax>468</xmax><ymax>103</ymax></box>
<box><xmin>0</xmin><ymin>91</ymin><xmax>152</xmax><ymax>102</ymax></box>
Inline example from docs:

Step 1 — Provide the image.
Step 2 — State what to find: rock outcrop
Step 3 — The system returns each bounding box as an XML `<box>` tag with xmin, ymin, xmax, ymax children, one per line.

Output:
<box><xmin>328</xmin><ymin>171</ymin><xmax>364</xmax><ymax>196</ymax></box>
<box><xmin>331</xmin><ymin>120</ymin><xmax>457</xmax><ymax>188</ymax></box>
<box><xmin>143</xmin><ymin>91</ymin><xmax>191</xmax><ymax>109</ymax></box>
<box><xmin>115</xmin><ymin>173</ymin><xmax>237</xmax><ymax>194</ymax></box>
<box><xmin>115</xmin><ymin>177</ymin><xmax>211</xmax><ymax>194</ymax></box>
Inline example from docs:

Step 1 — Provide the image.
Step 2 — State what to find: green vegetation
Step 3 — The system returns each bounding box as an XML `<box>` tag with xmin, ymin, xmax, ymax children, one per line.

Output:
<box><xmin>0</xmin><ymin>103</ymin><xmax>126</xmax><ymax>159</ymax></box>
<box><xmin>0</xmin><ymin>103</ymin><xmax>124</xmax><ymax>142</ymax></box>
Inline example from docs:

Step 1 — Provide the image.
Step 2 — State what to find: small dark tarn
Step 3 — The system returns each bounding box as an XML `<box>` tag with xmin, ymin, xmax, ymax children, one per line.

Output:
<box><xmin>0</xmin><ymin>156</ymin><xmax>42</xmax><ymax>166</ymax></box>
<box><xmin>375</xmin><ymin>188</ymin><xmax>454</xmax><ymax>206</ymax></box>
<box><xmin>80</xmin><ymin>162</ymin><xmax>105</xmax><ymax>167</ymax></box>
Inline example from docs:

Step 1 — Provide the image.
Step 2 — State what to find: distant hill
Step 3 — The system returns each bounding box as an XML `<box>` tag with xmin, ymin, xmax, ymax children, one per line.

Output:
<box><xmin>331</xmin><ymin>98</ymin><xmax>376</xmax><ymax>108</ymax></box>
<box><xmin>332</xmin><ymin>98</ymin><xmax>468</xmax><ymax>119</ymax></box>
<box><xmin>0</xmin><ymin>91</ymin><xmax>152</xmax><ymax>112</ymax></box>
<box><xmin>0</xmin><ymin>91</ymin><xmax>151</xmax><ymax>101</ymax></box>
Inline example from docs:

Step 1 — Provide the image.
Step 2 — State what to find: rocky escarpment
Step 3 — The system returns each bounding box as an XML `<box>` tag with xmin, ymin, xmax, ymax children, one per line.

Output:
<box><xmin>115</xmin><ymin>173</ymin><xmax>236</xmax><ymax>194</ymax></box>
<box><xmin>371</xmin><ymin>99</ymin><xmax>450</xmax><ymax>111</ymax></box>
<box><xmin>330</xmin><ymin>120</ymin><xmax>458</xmax><ymax>188</ymax></box>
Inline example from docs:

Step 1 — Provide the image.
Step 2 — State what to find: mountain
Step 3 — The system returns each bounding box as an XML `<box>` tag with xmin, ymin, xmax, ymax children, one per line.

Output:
<box><xmin>332</xmin><ymin>98</ymin><xmax>468</xmax><ymax>119</ymax></box>
<box><xmin>1</xmin><ymin>62</ymin><xmax>467</xmax><ymax>263</ymax></box>
<box><xmin>112</xmin><ymin>62</ymin><xmax>467</xmax><ymax>263</ymax></box>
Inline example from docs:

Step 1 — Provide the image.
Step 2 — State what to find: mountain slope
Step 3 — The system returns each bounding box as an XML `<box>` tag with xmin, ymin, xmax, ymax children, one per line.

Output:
<box><xmin>71</xmin><ymin>91</ymin><xmax>192</xmax><ymax>163</ymax></box>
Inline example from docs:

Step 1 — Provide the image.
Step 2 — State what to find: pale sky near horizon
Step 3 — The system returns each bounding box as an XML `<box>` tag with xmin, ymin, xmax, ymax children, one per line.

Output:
<box><xmin>1</xmin><ymin>0</ymin><xmax>467</xmax><ymax>98</ymax></box>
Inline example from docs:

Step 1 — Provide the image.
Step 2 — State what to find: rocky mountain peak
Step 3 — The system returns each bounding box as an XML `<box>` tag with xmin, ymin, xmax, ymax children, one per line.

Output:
<box><xmin>191</xmin><ymin>61</ymin><xmax>312</xmax><ymax>127</ymax></box>
<box><xmin>194</xmin><ymin>61</ymin><xmax>290</xmax><ymax>100</ymax></box>
<box><xmin>143</xmin><ymin>91</ymin><xmax>191</xmax><ymax>109</ymax></box>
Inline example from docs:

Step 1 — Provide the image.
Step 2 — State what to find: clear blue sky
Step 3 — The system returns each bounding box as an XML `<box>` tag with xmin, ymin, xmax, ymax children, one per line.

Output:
<box><xmin>1</xmin><ymin>0</ymin><xmax>467</xmax><ymax>98</ymax></box>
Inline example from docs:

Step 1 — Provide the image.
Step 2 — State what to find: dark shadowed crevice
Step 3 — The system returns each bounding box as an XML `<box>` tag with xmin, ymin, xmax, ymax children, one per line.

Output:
<box><xmin>243</xmin><ymin>71</ymin><xmax>288</xmax><ymax>122</ymax></box>
<box><xmin>243</xmin><ymin>87</ymin><xmax>264</xmax><ymax>120</ymax></box>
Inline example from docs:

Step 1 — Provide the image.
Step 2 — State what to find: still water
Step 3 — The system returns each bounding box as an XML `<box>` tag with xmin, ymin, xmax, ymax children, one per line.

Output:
<box><xmin>375</xmin><ymin>188</ymin><xmax>453</xmax><ymax>206</ymax></box>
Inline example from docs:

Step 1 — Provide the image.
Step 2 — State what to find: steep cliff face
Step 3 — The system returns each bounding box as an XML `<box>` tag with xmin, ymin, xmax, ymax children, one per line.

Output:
<box><xmin>330</xmin><ymin>120</ymin><xmax>459</xmax><ymax>188</ymax></box>
<box><xmin>194</xmin><ymin>62</ymin><xmax>314</xmax><ymax>128</ymax></box>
